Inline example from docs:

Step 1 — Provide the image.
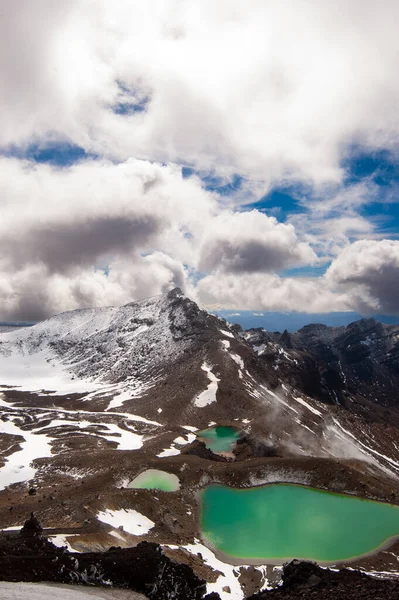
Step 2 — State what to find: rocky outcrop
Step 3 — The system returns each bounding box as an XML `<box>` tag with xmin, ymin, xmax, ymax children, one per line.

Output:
<box><xmin>0</xmin><ymin>519</ymin><xmax>211</xmax><ymax>600</ymax></box>
<box><xmin>234</xmin><ymin>434</ymin><xmax>280</xmax><ymax>460</ymax></box>
<box><xmin>245</xmin><ymin>317</ymin><xmax>399</xmax><ymax>416</ymax></box>
<box><xmin>182</xmin><ymin>439</ymin><xmax>228</xmax><ymax>461</ymax></box>
<box><xmin>20</xmin><ymin>512</ymin><xmax>43</xmax><ymax>537</ymax></box>
<box><xmin>246</xmin><ymin>560</ymin><xmax>399</xmax><ymax>599</ymax></box>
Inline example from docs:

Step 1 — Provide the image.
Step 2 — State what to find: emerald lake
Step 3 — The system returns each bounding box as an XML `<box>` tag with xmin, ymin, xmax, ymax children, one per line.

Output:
<box><xmin>200</xmin><ymin>483</ymin><xmax>399</xmax><ymax>562</ymax></box>
<box><xmin>197</xmin><ymin>426</ymin><xmax>241</xmax><ymax>453</ymax></box>
<box><xmin>128</xmin><ymin>469</ymin><xmax>180</xmax><ymax>491</ymax></box>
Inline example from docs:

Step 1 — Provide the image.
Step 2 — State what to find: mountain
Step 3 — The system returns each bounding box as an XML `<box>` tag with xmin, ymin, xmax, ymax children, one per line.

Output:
<box><xmin>1</xmin><ymin>289</ymin><xmax>399</xmax><ymax>599</ymax></box>
<box><xmin>244</xmin><ymin>318</ymin><xmax>399</xmax><ymax>422</ymax></box>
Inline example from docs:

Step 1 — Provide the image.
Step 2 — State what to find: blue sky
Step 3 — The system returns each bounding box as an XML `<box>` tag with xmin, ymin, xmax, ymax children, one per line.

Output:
<box><xmin>3</xmin><ymin>142</ymin><xmax>95</xmax><ymax>167</ymax></box>
<box><xmin>1</xmin><ymin>1</ymin><xmax>399</xmax><ymax>323</ymax></box>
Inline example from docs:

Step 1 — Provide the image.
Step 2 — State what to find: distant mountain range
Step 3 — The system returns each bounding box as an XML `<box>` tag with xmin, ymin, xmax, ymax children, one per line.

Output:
<box><xmin>214</xmin><ymin>309</ymin><xmax>399</xmax><ymax>332</ymax></box>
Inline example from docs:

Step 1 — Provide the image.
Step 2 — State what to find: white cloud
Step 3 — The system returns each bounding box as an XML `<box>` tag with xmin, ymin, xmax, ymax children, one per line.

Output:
<box><xmin>0</xmin><ymin>157</ymin><xmax>216</xmax><ymax>320</ymax></box>
<box><xmin>196</xmin><ymin>240</ymin><xmax>399</xmax><ymax>315</ymax></box>
<box><xmin>199</xmin><ymin>211</ymin><xmax>317</xmax><ymax>273</ymax></box>
<box><xmin>0</xmin><ymin>155</ymin><xmax>398</xmax><ymax>320</ymax></box>
<box><xmin>2</xmin><ymin>1</ymin><xmax>399</xmax><ymax>185</ymax></box>
<box><xmin>286</xmin><ymin>181</ymin><xmax>381</xmax><ymax>261</ymax></box>
<box><xmin>197</xmin><ymin>271</ymin><xmax>353</xmax><ymax>313</ymax></box>
<box><xmin>0</xmin><ymin>253</ymin><xmax>188</xmax><ymax>322</ymax></box>
<box><xmin>0</xmin><ymin>156</ymin><xmax>214</xmax><ymax>267</ymax></box>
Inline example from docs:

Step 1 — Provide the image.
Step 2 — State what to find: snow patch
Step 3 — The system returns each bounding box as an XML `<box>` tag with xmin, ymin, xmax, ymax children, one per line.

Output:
<box><xmin>194</xmin><ymin>363</ymin><xmax>220</xmax><ymax>408</ymax></box>
<box><xmin>48</xmin><ymin>534</ymin><xmax>80</xmax><ymax>552</ymax></box>
<box><xmin>231</xmin><ymin>353</ymin><xmax>244</xmax><ymax>369</ymax></box>
<box><xmin>97</xmin><ymin>508</ymin><xmax>154</xmax><ymax>535</ymax></box>
<box><xmin>293</xmin><ymin>396</ymin><xmax>323</xmax><ymax>417</ymax></box>
<box><xmin>0</xmin><ymin>418</ymin><xmax>53</xmax><ymax>490</ymax></box>
<box><xmin>174</xmin><ymin>433</ymin><xmax>196</xmax><ymax>445</ymax></box>
<box><xmin>0</xmin><ymin>349</ymin><xmax>101</xmax><ymax>395</ymax></box>
<box><xmin>106</xmin><ymin>390</ymin><xmax>135</xmax><ymax>411</ymax></box>
<box><xmin>157</xmin><ymin>446</ymin><xmax>181</xmax><ymax>458</ymax></box>
<box><xmin>167</xmin><ymin>539</ymin><xmax>247</xmax><ymax>599</ymax></box>
<box><xmin>220</xmin><ymin>329</ymin><xmax>234</xmax><ymax>339</ymax></box>
<box><xmin>253</xmin><ymin>343</ymin><xmax>266</xmax><ymax>355</ymax></box>
<box><xmin>95</xmin><ymin>423</ymin><xmax>143</xmax><ymax>450</ymax></box>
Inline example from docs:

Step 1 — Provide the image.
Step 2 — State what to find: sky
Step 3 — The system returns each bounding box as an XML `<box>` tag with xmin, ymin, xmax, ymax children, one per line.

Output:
<box><xmin>1</xmin><ymin>0</ymin><xmax>399</xmax><ymax>323</ymax></box>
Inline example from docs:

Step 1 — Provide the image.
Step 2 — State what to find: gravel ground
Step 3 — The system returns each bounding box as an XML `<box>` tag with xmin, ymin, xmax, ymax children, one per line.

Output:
<box><xmin>0</xmin><ymin>582</ymin><xmax>146</xmax><ymax>600</ymax></box>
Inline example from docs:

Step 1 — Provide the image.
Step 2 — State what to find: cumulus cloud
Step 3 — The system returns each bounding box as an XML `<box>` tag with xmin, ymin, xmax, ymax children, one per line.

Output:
<box><xmin>1</xmin><ymin>215</ymin><xmax>162</xmax><ymax>274</ymax></box>
<box><xmin>0</xmin><ymin>155</ymin><xmax>398</xmax><ymax>318</ymax></box>
<box><xmin>199</xmin><ymin>211</ymin><xmax>317</xmax><ymax>273</ymax></box>
<box><xmin>0</xmin><ymin>252</ymin><xmax>188</xmax><ymax>322</ymax></box>
<box><xmin>326</xmin><ymin>239</ymin><xmax>399</xmax><ymax>313</ymax></box>
<box><xmin>0</xmin><ymin>157</ymin><xmax>217</xmax><ymax>320</ymax></box>
<box><xmin>197</xmin><ymin>272</ymin><xmax>352</xmax><ymax>313</ymax></box>
<box><xmin>196</xmin><ymin>240</ymin><xmax>399</xmax><ymax>315</ymax></box>
<box><xmin>0</xmin><ymin>156</ymin><xmax>214</xmax><ymax>262</ymax></box>
<box><xmin>0</xmin><ymin>154</ymin><xmax>325</xmax><ymax>320</ymax></box>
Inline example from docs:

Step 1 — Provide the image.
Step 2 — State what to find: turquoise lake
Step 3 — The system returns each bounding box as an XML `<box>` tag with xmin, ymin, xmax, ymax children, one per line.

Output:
<box><xmin>197</xmin><ymin>426</ymin><xmax>241</xmax><ymax>453</ymax></box>
<box><xmin>128</xmin><ymin>469</ymin><xmax>180</xmax><ymax>491</ymax></box>
<box><xmin>200</xmin><ymin>483</ymin><xmax>399</xmax><ymax>562</ymax></box>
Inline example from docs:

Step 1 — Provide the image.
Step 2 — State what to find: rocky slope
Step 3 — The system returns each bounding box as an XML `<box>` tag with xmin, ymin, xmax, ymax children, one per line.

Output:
<box><xmin>244</xmin><ymin>318</ymin><xmax>399</xmax><ymax>423</ymax></box>
<box><xmin>248</xmin><ymin>559</ymin><xmax>399</xmax><ymax>600</ymax></box>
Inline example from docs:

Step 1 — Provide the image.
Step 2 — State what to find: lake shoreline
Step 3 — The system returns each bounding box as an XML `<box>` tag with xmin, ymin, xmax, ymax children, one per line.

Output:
<box><xmin>199</xmin><ymin>482</ymin><xmax>399</xmax><ymax>566</ymax></box>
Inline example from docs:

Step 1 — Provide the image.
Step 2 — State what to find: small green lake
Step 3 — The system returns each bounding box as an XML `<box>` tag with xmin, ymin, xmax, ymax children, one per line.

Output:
<box><xmin>197</xmin><ymin>426</ymin><xmax>241</xmax><ymax>453</ymax></box>
<box><xmin>128</xmin><ymin>469</ymin><xmax>180</xmax><ymax>492</ymax></box>
<box><xmin>200</xmin><ymin>483</ymin><xmax>399</xmax><ymax>562</ymax></box>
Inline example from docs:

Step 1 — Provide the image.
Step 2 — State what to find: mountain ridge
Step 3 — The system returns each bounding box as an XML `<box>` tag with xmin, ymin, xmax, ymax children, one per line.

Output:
<box><xmin>244</xmin><ymin>315</ymin><xmax>399</xmax><ymax>413</ymax></box>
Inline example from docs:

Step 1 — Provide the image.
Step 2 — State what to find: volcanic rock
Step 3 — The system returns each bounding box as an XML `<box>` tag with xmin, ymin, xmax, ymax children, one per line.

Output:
<box><xmin>246</xmin><ymin>560</ymin><xmax>399</xmax><ymax>599</ymax></box>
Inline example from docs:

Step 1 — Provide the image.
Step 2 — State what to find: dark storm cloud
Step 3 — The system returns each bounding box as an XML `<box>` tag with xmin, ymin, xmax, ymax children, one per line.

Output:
<box><xmin>200</xmin><ymin>239</ymin><xmax>303</xmax><ymax>273</ymax></box>
<box><xmin>199</xmin><ymin>211</ymin><xmax>316</xmax><ymax>274</ymax></box>
<box><xmin>327</xmin><ymin>240</ymin><xmax>399</xmax><ymax>314</ymax></box>
<box><xmin>2</xmin><ymin>215</ymin><xmax>163</xmax><ymax>273</ymax></box>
